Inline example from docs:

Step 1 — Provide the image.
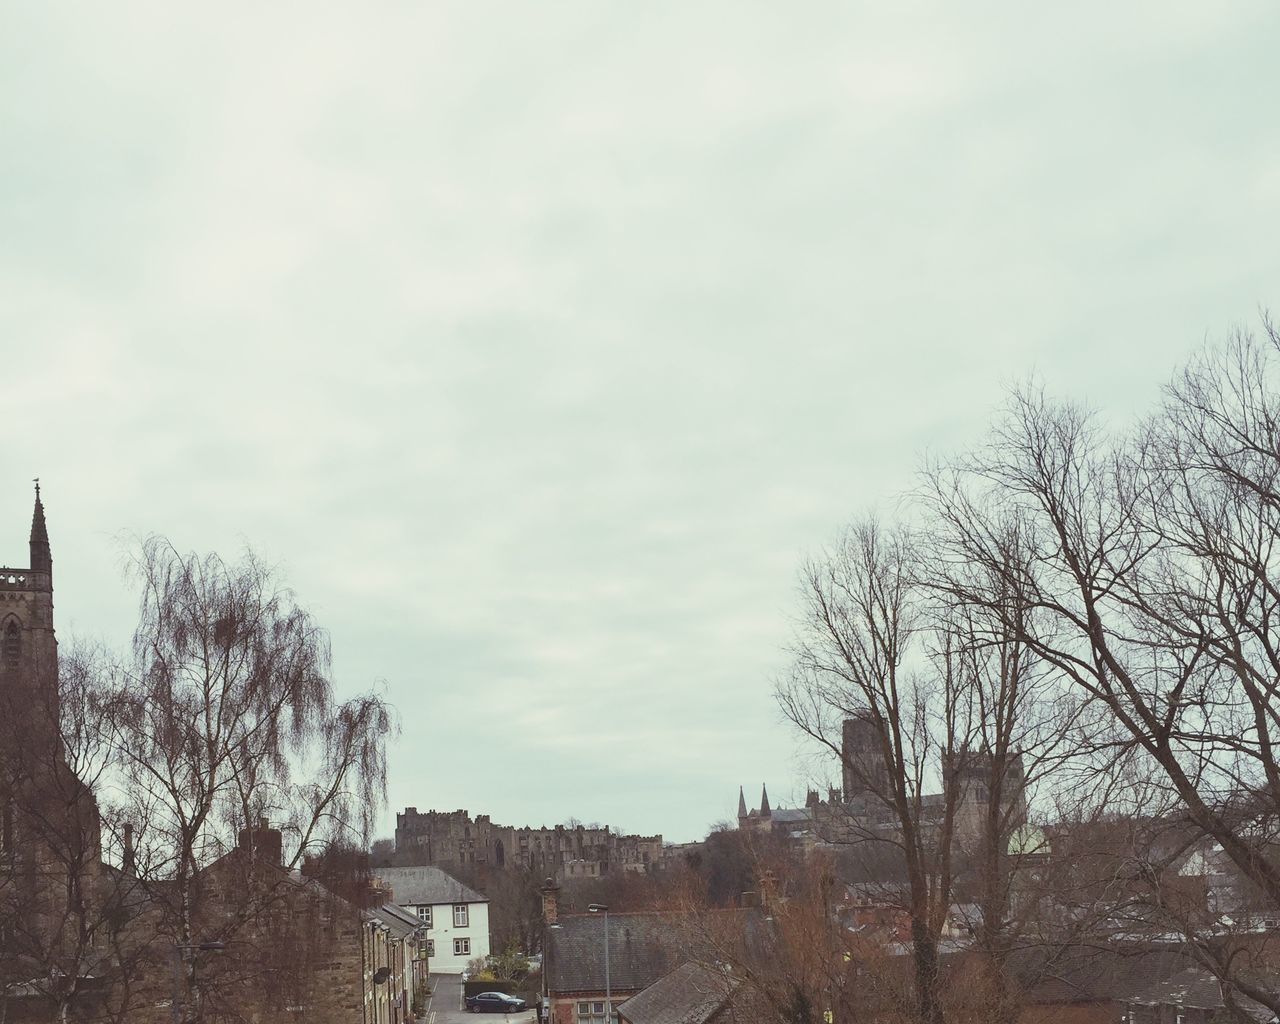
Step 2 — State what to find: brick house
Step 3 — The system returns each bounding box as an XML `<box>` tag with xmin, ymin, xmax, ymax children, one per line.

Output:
<box><xmin>1008</xmin><ymin>945</ymin><xmax>1222</xmax><ymax>1024</ymax></box>
<box><xmin>540</xmin><ymin>883</ymin><xmax>690</xmax><ymax>1024</ymax></box>
<box><xmin>365</xmin><ymin>903</ymin><xmax>420</xmax><ymax>1024</ymax></box>
<box><xmin>110</xmin><ymin>823</ymin><xmax>421</xmax><ymax>1024</ymax></box>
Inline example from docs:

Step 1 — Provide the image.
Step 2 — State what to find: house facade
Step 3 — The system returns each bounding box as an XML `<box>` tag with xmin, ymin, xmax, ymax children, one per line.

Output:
<box><xmin>365</xmin><ymin>904</ymin><xmax>420</xmax><ymax>1024</ymax></box>
<box><xmin>376</xmin><ymin>865</ymin><xmax>491</xmax><ymax>973</ymax></box>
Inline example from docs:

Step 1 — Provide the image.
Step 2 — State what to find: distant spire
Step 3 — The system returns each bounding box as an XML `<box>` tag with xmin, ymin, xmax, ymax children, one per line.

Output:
<box><xmin>759</xmin><ymin>784</ymin><xmax>771</xmax><ymax>818</ymax></box>
<box><xmin>30</xmin><ymin>479</ymin><xmax>51</xmax><ymax>576</ymax></box>
<box><xmin>737</xmin><ymin>786</ymin><xmax>747</xmax><ymax>820</ymax></box>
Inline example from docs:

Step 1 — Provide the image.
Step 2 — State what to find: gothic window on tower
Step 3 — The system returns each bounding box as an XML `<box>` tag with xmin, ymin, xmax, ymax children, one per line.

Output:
<box><xmin>3</xmin><ymin>622</ymin><xmax>18</xmax><ymax>667</ymax></box>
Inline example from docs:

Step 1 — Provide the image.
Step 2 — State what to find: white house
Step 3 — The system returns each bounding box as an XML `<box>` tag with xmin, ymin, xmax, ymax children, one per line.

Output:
<box><xmin>376</xmin><ymin>865</ymin><xmax>491</xmax><ymax>974</ymax></box>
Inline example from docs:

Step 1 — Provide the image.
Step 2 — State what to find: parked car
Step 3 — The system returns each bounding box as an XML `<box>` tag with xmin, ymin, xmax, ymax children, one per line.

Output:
<box><xmin>466</xmin><ymin>991</ymin><xmax>528</xmax><ymax>1014</ymax></box>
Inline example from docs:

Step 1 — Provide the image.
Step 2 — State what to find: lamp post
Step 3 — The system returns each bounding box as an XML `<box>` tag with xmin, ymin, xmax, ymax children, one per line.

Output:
<box><xmin>587</xmin><ymin>904</ymin><xmax>610</xmax><ymax>1023</ymax></box>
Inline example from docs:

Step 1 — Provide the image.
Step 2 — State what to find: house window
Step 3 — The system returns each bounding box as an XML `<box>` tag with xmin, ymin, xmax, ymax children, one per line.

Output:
<box><xmin>423</xmin><ymin>939</ymin><xmax>434</xmax><ymax>957</ymax></box>
<box><xmin>453</xmin><ymin>904</ymin><xmax>469</xmax><ymax>927</ymax></box>
<box><xmin>417</xmin><ymin>906</ymin><xmax>432</xmax><ymax>926</ymax></box>
<box><xmin>576</xmin><ymin>1000</ymin><xmax>616</xmax><ymax>1023</ymax></box>
<box><xmin>453</xmin><ymin>937</ymin><xmax>470</xmax><ymax>956</ymax></box>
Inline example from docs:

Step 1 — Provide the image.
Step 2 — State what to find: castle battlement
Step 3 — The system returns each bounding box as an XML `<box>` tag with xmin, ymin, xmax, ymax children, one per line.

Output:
<box><xmin>393</xmin><ymin>806</ymin><xmax>664</xmax><ymax>879</ymax></box>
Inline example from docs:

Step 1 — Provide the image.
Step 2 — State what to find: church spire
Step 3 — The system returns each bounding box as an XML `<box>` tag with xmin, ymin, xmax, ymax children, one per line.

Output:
<box><xmin>759</xmin><ymin>783</ymin><xmax>771</xmax><ymax>818</ymax></box>
<box><xmin>737</xmin><ymin>786</ymin><xmax>747</xmax><ymax>820</ymax></box>
<box><xmin>30</xmin><ymin>478</ymin><xmax>51</xmax><ymax>576</ymax></box>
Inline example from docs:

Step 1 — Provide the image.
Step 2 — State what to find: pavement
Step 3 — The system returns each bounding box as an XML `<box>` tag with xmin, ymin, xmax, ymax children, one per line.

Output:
<box><xmin>418</xmin><ymin>973</ymin><xmax>538</xmax><ymax>1024</ymax></box>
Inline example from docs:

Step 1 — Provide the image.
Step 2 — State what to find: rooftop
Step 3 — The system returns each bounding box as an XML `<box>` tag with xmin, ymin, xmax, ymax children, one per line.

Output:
<box><xmin>617</xmin><ymin>962</ymin><xmax>735</xmax><ymax>1024</ymax></box>
<box><xmin>546</xmin><ymin>912</ymin><xmax>693</xmax><ymax>996</ymax></box>
<box><xmin>375</xmin><ymin>865</ymin><xmax>487</xmax><ymax>907</ymax></box>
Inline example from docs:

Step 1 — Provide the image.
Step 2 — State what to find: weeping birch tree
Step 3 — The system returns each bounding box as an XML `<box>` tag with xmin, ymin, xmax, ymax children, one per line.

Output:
<box><xmin>106</xmin><ymin>538</ymin><xmax>394</xmax><ymax>1023</ymax></box>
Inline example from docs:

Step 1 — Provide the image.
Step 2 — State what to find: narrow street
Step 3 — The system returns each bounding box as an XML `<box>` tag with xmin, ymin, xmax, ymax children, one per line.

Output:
<box><xmin>419</xmin><ymin>974</ymin><xmax>538</xmax><ymax>1024</ymax></box>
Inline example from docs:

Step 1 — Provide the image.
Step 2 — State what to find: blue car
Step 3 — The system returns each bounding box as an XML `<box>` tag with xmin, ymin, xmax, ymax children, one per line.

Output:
<box><xmin>466</xmin><ymin>991</ymin><xmax>528</xmax><ymax>1014</ymax></box>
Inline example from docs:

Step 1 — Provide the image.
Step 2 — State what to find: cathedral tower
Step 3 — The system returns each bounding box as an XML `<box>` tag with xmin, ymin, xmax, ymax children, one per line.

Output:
<box><xmin>841</xmin><ymin>713</ymin><xmax>888</xmax><ymax>805</ymax></box>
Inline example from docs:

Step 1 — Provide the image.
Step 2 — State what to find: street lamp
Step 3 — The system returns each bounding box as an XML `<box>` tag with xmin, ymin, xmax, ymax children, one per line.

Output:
<box><xmin>587</xmin><ymin>904</ymin><xmax>610</xmax><ymax>1024</ymax></box>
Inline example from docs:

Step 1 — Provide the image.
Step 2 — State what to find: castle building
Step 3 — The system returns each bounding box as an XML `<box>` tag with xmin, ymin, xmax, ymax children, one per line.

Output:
<box><xmin>393</xmin><ymin>808</ymin><xmax>663</xmax><ymax>879</ymax></box>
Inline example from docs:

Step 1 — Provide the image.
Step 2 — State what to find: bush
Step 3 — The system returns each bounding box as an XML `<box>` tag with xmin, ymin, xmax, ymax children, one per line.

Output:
<box><xmin>463</xmin><ymin>979</ymin><xmax>519</xmax><ymax>998</ymax></box>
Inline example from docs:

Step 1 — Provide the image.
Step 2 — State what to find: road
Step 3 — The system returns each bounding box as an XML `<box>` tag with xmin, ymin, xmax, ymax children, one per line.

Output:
<box><xmin>419</xmin><ymin>973</ymin><xmax>538</xmax><ymax>1024</ymax></box>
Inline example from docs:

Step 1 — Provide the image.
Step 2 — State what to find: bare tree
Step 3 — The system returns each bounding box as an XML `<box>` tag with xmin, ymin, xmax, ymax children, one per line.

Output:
<box><xmin>104</xmin><ymin>538</ymin><xmax>395</xmax><ymax>1023</ymax></box>
<box><xmin>778</xmin><ymin>520</ymin><xmax>973</xmax><ymax>1024</ymax></box>
<box><xmin>927</xmin><ymin>320</ymin><xmax>1280</xmax><ymax>1012</ymax></box>
<box><xmin>676</xmin><ymin>852</ymin><xmax>854</xmax><ymax>1024</ymax></box>
<box><xmin>777</xmin><ymin>506</ymin><xmax>1089</xmax><ymax>1024</ymax></box>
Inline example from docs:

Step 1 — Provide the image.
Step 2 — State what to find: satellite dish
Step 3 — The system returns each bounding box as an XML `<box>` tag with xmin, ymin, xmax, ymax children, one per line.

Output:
<box><xmin>373</xmin><ymin>967</ymin><xmax>391</xmax><ymax>985</ymax></box>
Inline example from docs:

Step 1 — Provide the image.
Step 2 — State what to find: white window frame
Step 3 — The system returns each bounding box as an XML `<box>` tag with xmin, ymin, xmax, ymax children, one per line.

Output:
<box><xmin>417</xmin><ymin>905</ymin><xmax>432</xmax><ymax>926</ymax></box>
<box><xmin>454</xmin><ymin>937</ymin><xmax>470</xmax><ymax>956</ymax></box>
<box><xmin>453</xmin><ymin>903</ymin><xmax>469</xmax><ymax>927</ymax></box>
<box><xmin>424</xmin><ymin>938</ymin><xmax>434</xmax><ymax>957</ymax></box>
<box><xmin>576</xmin><ymin>1001</ymin><xmax>616</xmax><ymax>1024</ymax></box>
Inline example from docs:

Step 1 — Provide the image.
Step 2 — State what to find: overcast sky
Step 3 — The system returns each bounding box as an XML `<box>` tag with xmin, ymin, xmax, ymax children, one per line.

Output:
<box><xmin>3</xmin><ymin>3</ymin><xmax>1278</xmax><ymax>843</ymax></box>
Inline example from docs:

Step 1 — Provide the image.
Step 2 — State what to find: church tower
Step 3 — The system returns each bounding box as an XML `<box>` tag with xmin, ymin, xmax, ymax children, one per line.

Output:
<box><xmin>0</xmin><ymin>483</ymin><xmax>60</xmax><ymax>753</ymax></box>
<box><xmin>1</xmin><ymin>483</ymin><xmax>99</xmax><ymax>885</ymax></box>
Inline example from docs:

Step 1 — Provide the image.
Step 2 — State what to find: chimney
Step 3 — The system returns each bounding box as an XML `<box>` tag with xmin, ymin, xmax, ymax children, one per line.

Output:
<box><xmin>540</xmin><ymin>877</ymin><xmax>561</xmax><ymax>924</ymax></box>
<box><xmin>238</xmin><ymin>816</ymin><xmax>283</xmax><ymax>866</ymax></box>
<box><xmin>122</xmin><ymin>823</ymin><xmax>136</xmax><ymax>875</ymax></box>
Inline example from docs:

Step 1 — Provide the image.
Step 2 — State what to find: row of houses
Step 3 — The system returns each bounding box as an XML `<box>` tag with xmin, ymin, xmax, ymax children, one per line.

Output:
<box><xmin>6</xmin><ymin>824</ymin><xmax>495</xmax><ymax>1023</ymax></box>
<box><xmin>536</xmin><ymin>878</ymin><xmax>1280</xmax><ymax>1024</ymax></box>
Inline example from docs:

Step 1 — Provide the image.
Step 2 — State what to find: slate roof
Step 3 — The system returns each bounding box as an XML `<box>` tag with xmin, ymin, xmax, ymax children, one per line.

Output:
<box><xmin>546</xmin><ymin>913</ymin><xmax>693</xmax><ymax>996</ymax></box>
<box><xmin>1008</xmin><ymin>944</ymin><xmax>1195</xmax><ymax>1005</ymax></box>
<box><xmin>1129</xmin><ymin>967</ymin><xmax>1276</xmax><ymax>1022</ymax></box>
<box><xmin>370</xmin><ymin>902</ymin><xmax>421</xmax><ymax>939</ymax></box>
<box><xmin>376</xmin><ymin>865</ymin><xmax>487</xmax><ymax>907</ymax></box>
<box><xmin>617</xmin><ymin>962</ymin><xmax>735</xmax><ymax>1024</ymax></box>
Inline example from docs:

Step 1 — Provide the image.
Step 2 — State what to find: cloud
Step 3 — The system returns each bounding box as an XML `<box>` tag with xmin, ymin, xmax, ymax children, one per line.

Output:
<box><xmin>2</xmin><ymin>1</ymin><xmax>1278</xmax><ymax>841</ymax></box>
